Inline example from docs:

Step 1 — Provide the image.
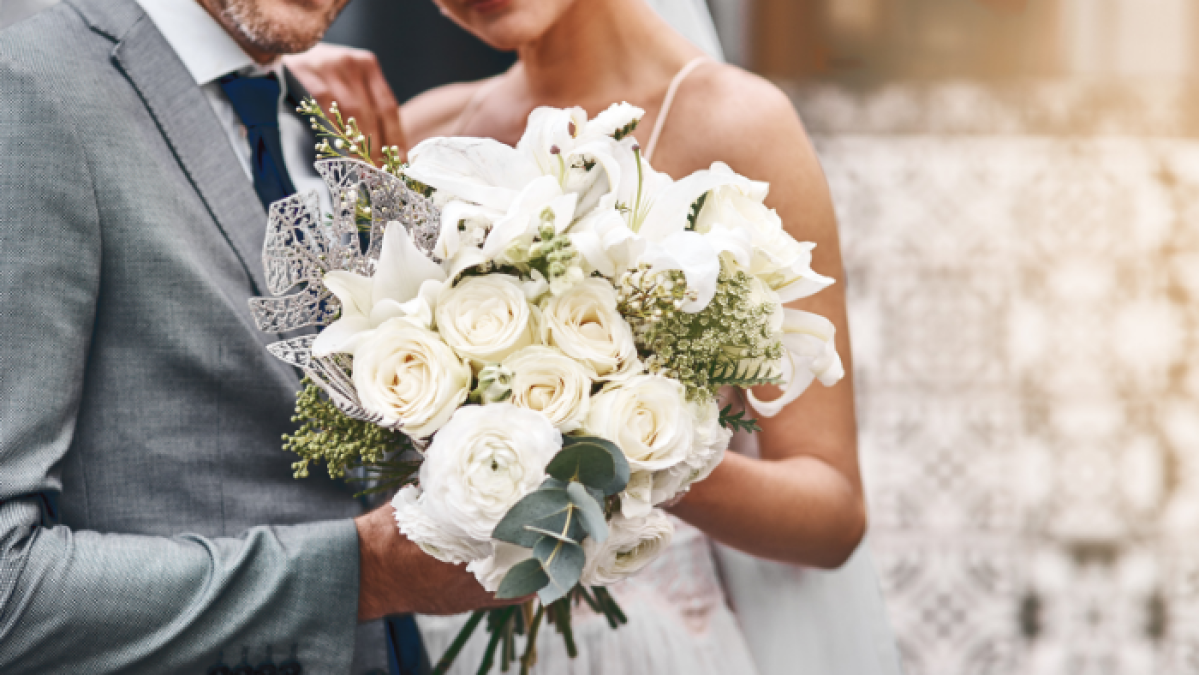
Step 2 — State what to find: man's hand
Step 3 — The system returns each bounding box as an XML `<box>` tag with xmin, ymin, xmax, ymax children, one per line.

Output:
<box><xmin>356</xmin><ymin>505</ymin><xmax>508</xmax><ymax>621</ymax></box>
<box><xmin>284</xmin><ymin>44</ymin><xmax>406</xmax><ymax>162</ymax></box>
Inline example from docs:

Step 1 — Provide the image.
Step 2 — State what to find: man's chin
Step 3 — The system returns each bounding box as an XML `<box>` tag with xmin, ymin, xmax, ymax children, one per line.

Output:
<box><xmin>214</xmin><ymin>0</ymin><xmax>349</xmax><ymax>57</ymax></box>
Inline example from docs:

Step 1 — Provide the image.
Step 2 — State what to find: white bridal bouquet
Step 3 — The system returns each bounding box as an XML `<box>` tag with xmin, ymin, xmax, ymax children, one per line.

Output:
<box><xmin>250</xmin><ymin>99</ymin><xmax>844</xmax><ymax>674</ymax></box>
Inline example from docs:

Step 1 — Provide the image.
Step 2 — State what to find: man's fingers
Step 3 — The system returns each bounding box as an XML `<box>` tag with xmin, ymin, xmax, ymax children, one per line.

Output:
<box><xmin>362</xmin><ymin>58</ymin><xmax>406</xmax><ymax>155</ymax></box>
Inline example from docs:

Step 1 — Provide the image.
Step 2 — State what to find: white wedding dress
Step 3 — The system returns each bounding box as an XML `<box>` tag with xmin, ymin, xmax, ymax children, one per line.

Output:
<box><xmin>417</xmin><ymin>517</ymin><xmax>759</xmax><ymax>674</ymax></box>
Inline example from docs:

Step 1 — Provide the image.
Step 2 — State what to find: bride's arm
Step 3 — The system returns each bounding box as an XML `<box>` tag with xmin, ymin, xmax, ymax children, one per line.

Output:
<box><xmin>665</xmin><ymin>68</ymin><xmax>866</xmax><ymax>569</ymax></box>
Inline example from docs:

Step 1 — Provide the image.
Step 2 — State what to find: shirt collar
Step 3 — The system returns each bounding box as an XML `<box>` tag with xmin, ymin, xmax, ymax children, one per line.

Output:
<box><xmin>135</xmin><ymin>0</ymin><xmax>281</xmax><ymax>86</ymax></box>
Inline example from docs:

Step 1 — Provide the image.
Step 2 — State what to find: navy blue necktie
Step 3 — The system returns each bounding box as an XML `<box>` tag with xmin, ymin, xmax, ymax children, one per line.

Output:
<box><xmin>219</xmin><ymin>72</ymin><xmax>297</xmax><ymax>211</ymax></box>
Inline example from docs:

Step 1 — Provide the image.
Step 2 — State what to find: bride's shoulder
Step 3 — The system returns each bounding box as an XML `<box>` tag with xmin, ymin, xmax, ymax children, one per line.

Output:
<box><xmin>402</xmin><ymin>79</ymin><xmax>492</xmax><ymax>145</ymax></box>
<box><xmin>666</xmin><ymin>63</ymin><xmax>819</xmax><ymax>180</ymax></box>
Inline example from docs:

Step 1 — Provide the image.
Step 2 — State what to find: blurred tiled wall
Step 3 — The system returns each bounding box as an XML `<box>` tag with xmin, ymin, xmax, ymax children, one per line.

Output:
<box><xmin>796</xmin><ymin>81</ymin><xmax>1199</xmax><ymax>674</ymax></box>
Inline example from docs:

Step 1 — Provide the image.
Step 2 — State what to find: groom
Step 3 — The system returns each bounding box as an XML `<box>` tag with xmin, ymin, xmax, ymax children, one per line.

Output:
<box><xmin>0</xmin><ymin>0</ymin><xmax>499</xmax><ymax>673</ymax></box>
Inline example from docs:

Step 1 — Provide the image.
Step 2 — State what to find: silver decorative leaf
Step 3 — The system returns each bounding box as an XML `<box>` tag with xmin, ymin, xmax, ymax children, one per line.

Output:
<box><xmin>250</xmin><ymin>157</ymin><xmax>442</xmax><ymax>431</ymax></box>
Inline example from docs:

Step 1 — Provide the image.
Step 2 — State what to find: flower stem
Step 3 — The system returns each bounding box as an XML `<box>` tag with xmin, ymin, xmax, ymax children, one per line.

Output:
<box><xmin>433</xmin><ymin>608</ymin><xmax>488</xmax><ymax>675</ymax></box>
<box><xmin>519</xmin><ymin>603</ymin><xmax>546</xmax><ymax>675</ymax></box>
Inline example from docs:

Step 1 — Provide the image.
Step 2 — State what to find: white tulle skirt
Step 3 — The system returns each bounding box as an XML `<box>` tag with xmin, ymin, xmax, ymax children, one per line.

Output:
<box><xmin>416</xmin><ymin>518</ymin><xmax>759</xmax><ymax>675</ymax></box>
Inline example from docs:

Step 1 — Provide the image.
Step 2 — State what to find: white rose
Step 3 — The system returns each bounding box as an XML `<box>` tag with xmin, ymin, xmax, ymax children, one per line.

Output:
<box><xmin>418</xmin><ymin>404</ymin><xmax>562</xmax><ymax>544</ymax></box>
<box><xmin>540</xmin><ymin>278</ymin><xmax>640</xmax><ymax>380</ymax></box>
<box><xmin>436</xmin><ymin>275</ymin><xmax>538</xmax><ymax>367</ymax></box>
<box><xmin>584</xmin><ymin>374</ymin><xmax>696</xmax><ymax>517</ymax></box>
<box><xmin>501</xmin><ymin>346</ymin><xmax>594</xmax><ymax>433</ymax></box>
<box><xmin>581</xmin><ymin>511</ymin><xmax>674</xmax><ymax>586</ymax></box>
<box><xmin>467</xmin><ymin>542</ymin><xmax>534</xmax><ymax>592</ymax></box>
<box><xmin>649</xmin><ymin>399</ymin><xmax>731</xmax><ymax>508</ymax></box>
<box><xmin>585</xmin><ymin>374</ymin><xmax>693</xmax><ymax>472</ymax></box>
<box><xmin>697</xmin><ymin>180</ymin><xmax>833</xmax><ymax>303</ymax></box>
<box><xmin>353</xmin><ymin>318</ymin><xmax>471</xmax><ymax>438</ymax></box>
<box><xmin>391</xmin><ymin>485</ymin><xmax>490</xmax><ymax>564</ymax></box>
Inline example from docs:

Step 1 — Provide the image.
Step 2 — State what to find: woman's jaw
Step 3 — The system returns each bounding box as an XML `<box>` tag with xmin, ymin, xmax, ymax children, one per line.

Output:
<box><xmin>433</xmin><ymin>0</ymin><xmax>581</xmax><ymax>52</ymax></box>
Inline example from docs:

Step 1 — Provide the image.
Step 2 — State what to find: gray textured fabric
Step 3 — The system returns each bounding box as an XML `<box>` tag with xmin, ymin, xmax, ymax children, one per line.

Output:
<box><xmin>0</xmin><ymin>0</ymin><xmax>386</xmax><ymax>672</ymax></box>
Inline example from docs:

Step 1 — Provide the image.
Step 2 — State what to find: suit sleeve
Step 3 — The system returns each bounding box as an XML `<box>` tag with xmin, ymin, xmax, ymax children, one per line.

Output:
<box><xmin>0</xmin><ymin>55</ymin><xmax>361</xmax><ymax>675</ymax></box>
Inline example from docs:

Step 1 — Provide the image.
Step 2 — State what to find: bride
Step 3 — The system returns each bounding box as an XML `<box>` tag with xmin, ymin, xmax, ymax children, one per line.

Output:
<box><xmin>288</xmin><ymin>0</ymin><xmax>899</xmax><ymax>672</ymax></box>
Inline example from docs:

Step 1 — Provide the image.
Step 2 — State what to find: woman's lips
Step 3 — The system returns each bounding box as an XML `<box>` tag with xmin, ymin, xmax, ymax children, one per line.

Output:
<box><xmin>465</xmin><ymin>0</ymin><xmax>512</xmax><ymax>14</ymax></box>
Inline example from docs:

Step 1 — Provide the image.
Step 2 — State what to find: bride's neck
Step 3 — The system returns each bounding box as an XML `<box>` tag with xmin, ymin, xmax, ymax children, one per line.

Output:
<box><xmin>514</xmin><ymin>0</ymin><xmax>699</xmax><ymax>105</ymax></box>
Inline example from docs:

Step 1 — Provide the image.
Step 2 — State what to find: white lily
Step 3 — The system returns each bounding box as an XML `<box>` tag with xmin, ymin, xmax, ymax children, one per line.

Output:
<box><xmin>404</xmin><ymin>104</ymin><xmax>638</xmax><ymax>226</ymax></box>
<box><xmin>569</xmin><ymin>200</ymin><xmax>647</xmax><ymax>278</ymax></box>
<box><xmin>311</xmin><ymin>222</ymin><xmax>447</xmax><ymax>357</ymax></box>
<box><xmin>404</xmin><ymin>137</ymin><xmax>538</xmax><ymax>212</ymax></box>
<box><xmin>747</xmin><ymin>309</ymin><xmax>845</xmax><ymax>417</ymax></box>
<box><xmin>695</xmin><ymin>163</ymin><xmax>834</xmax><ymax>302</ymax></box>
<box><xmin>614</xmin><ymin>161</ymin><xmax>758</xmax><ymax>311</ymax></box>
<box><xmin>481</xmin><ymin>175</ymin><xmax>578</xmax><ymax>263</ymax></box>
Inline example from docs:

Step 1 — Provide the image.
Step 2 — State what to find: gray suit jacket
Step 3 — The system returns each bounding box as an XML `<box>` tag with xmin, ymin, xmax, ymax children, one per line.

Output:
<box><xmin>0</xmin><ymin>0</ymin><xmax>388</xmax><ymax>672</ymax></box>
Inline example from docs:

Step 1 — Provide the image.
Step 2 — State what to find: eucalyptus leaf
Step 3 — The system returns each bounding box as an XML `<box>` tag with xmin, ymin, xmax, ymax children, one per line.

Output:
<box><xmin>496</xmin><ymin>558</ymin><xmax>550</xmax><ymax>599</ymax></box>
<box><xmin>562</xmin><ymin>436</ymin><xmax>630</xmax><ymax>495</ymax></box>
<box><xmin>533</xmin><ymin>536</ymin><xmax>585</xmax><ymax>604</ymax></box>
<box><xmin>492</xmin><ymin>489</ymin><xmax>571</xmax><ymax>548</ymax></box>
<box><xmin>544</xmin><ymin>442</ymin><xmax>614</xmax><ymax>491</ymax></box>
<box><xmin>528</xmin><ymin>506</ymin><xmax>587</xmax><ymax>545</ymax></box>
<box><xmin>566</xmin><ymin>481</ymin><xmax>609</xmax><ymax>543</ymax></box>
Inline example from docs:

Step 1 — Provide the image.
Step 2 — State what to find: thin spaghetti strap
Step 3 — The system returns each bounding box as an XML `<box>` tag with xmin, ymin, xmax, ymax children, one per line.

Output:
<box><xmin>450</xmin><ymin>76</ymin><xmax>504</xmax><ymax>137</ymax></box>
<box><xmin>643</xmin><ymin>56</ymin><xmax>709</xmax><ymax>163</ymax></box>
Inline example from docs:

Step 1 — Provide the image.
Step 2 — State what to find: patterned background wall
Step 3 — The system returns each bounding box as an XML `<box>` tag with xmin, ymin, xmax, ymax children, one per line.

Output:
<box><xmin>795</xmin><ymin>82</ymin><xmax>1199</xmax><ymax>674</ymax></box>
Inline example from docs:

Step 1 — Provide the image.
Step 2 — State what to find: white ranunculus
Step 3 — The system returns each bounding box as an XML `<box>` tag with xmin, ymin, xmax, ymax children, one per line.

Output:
<box><xmin>468</xmin><ymin>542</ymin><xmax>534</xmax><ymax>592</ymax></box>
<box><xmin>392</xmin><ymin>485</ymin><xmax>490</xmax><ymax>564</ymax></box>
<box><xmin>435</xmin><ymin>275</ymin><xmax>538</xmax><ymax>367</ymax></box>
<box><xmin>695</xmin><ymin>163</ymin><xmax>833</xmax><ymax>303</ymax></box>
<box><xmin>418</xmin><ymin>404</ymin><xmax>562</xmax><ymax>544</ymax></box>
<box><xmin>501</xmin><ymin>346</ymin><xmax>594</xmax><ymax>433</ymax></box>
<box><xmin>312</xmin><ymin>222</ymin><xmax>447</xmax><ymax>357</ymax></box>
<box><xmin>352</xmin><ymin>318</ymin><xmax>471</xmax><ymax>438</ymax></box>
<box><xmin>581</xmin><ymin>511</ymin><xmax>674</xmax><ymax>586</ymax></box>
<box><xmin>539</xmin><ymin>278</ymin><xmax>640</xmax><ymax>381</ymax></box>
<box><xmin>748</xmin><ymin>309</ymin><xmax>845</xmax><ymax>417</ymax></box>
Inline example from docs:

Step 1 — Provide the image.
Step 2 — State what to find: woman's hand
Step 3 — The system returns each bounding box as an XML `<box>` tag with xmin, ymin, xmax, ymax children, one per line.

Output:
<box><xmin>283</xmin><ymin>44</ymin><xmax>407</xmax><ymax>162</ymax></box>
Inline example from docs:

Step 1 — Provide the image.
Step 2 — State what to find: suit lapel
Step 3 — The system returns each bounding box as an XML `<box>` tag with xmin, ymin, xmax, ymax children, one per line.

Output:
<box><xmin>99</xmin><ymin>2</ymin><xmax>270</xmax><ymax>295</ymax></box>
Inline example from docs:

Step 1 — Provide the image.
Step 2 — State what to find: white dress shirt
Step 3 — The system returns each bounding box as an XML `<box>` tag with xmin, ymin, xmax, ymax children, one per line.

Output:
<box><xmin>135</xmin><ymin>0</ymin><xmax>329</xmax><ymax>211</ymax></box>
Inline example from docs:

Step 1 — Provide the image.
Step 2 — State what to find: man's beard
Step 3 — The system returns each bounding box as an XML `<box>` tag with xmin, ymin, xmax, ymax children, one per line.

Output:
<box><xmin>215</xmin><ymin>0</ymin><xmax>345</xmax><ymax>55</ymax></box>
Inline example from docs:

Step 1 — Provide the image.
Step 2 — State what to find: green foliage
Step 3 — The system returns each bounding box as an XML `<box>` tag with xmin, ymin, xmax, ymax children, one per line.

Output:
<box><xmin>565</xmin><ymin>482</ymin><xmax>608</xmax><ymax>543</ymax></box>
<box><xmin>613</xmin><ymin>118</ymin><xmax>639</xmax><ymax>141</ymax></box>
<box><xmin>489</xmin><ymin>435</ymin><xmax>626</xmax><ymax>610</ymax></box>
<box><xmin>685</xmin><ymin>192</ymin><xmax>707</xmax><ymax>231</ymax></box>
<box><xmin>496</xmin><ymin>559</ymin><xmax>551</xmax><ymax>599</ymax></box>
<box><xmin>283</xmin><ymin>380</ymin><xmax>417</xmax><ymax>494</ymax></box>
<box><xmin>533</xmin><ymin>536</ymin><xmax>586</xmax><ymax>604</ymax></box>
<box><xmin>625</xmin><ymin>263</ymin><xmax>785</xmax><ymax>401</ymax></box>
<box><xmin>297</xmin><ymin>97</ymin><xmax>404</xmax><ymax>172</ymax></box>
<box><xmin>718</xmin><ymin>404</ymin><xmax>764</xmax><ymax>433</ymax></box>
<box><xmin>707</xmin><ymin>360</ymin><xmax>782</xmax><ymax>389</ymax></box>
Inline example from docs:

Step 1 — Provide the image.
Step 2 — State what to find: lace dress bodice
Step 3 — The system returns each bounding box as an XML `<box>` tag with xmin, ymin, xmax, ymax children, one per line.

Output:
<box><xmin>416</xmin><ymin>517</ymin><xmax>758</xmax><ymax>675</ymax></box>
